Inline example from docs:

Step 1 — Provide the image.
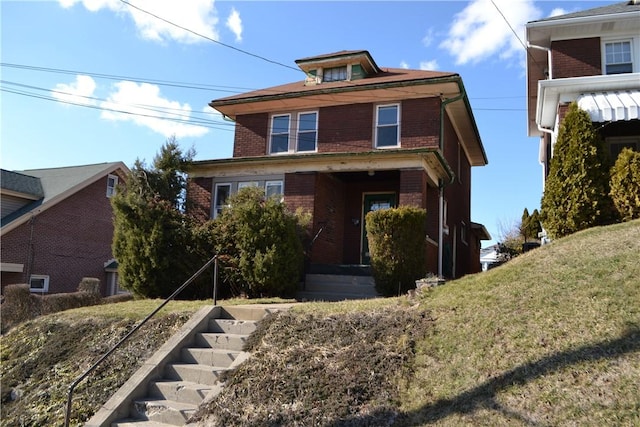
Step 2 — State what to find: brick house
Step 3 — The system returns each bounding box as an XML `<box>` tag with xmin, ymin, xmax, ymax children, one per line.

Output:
<box><xmin>526</xmin><ymin>1</ymin><xmax>640</xmax><ymax>181</ymax></box>
<box><xmin>188</xmin><ymin>50</ymin><xmax>489</xmax><ymax>280</ymax></box>
<box><xmin>1</xmin><ymin>162</ymin><xmax>129</xmax><ymax>296</ymax></box>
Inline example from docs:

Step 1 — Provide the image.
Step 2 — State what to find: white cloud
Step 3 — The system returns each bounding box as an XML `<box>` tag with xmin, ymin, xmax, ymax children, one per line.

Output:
<box><xmin>58</xmin><ymin>0</ymin><xmax>219</xmax><ymax>44</ymax></box>
<box><xmin>400</xmin><ymin>61</ymin><xmax>410</xmax><ymax>69</ymax></box>
<box><xmin>419</xmin><ymin>60</ymin><xmax>439</xmax><ymax>71</ymax></box>
<box><xmin>549</xmin><ymin>8</ymin><xmax>568</xmax><ymax>18</ymax></box>
<box><xmin>100</xmin><ymin>81</ymin><xmax>209</xmax><ymax>138</ymax></box>
<box><xmin>226</xmin><ymin>8</ymin><xmax>242</xmax><ymax>42</ymax></box>
<box><xmin>440</xmin><ymin>0</ymin><xmax>542</xmax><ymax>65</ymax></box>
<box><xmin>52</xmin><ymin>75</ymin><xmax>97</xmax><ymax>106</ymax></box>
<box><xmin>422</xmin><ymin>28</ymin><xmax>435</xmax><ymax>47</ymax></box>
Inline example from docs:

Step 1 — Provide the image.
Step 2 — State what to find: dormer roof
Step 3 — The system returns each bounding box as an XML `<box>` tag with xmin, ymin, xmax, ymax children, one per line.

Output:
<box><xmin>294</xmin><ymin>50</ymin><xmax>381</xmax><ymax>76</ymax></box>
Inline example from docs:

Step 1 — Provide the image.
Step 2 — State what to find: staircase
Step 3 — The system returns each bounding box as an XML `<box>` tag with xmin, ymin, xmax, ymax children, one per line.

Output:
<box><xmin>86</xmin><ymin>304</ymin><xmax>289</xmax><ymax>427</ymax></box>
<box><xmin>296</xmin><ymin>265</ymin><xmax>380</xmax><ymax>301</ymax></box>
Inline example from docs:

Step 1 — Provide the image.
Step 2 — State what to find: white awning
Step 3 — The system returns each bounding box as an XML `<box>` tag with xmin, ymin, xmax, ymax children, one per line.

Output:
<box><xmin>577</xmin><ymin>90</ymin><xmax>640</xmax><ymax>122</ymax></box>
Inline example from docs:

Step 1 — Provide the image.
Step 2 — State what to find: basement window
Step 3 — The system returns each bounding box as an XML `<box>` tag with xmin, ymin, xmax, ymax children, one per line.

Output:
<box><xmin>30</xmin><ymin>274</ymin><xmax>49</xmax><ymax>293</ymax></box>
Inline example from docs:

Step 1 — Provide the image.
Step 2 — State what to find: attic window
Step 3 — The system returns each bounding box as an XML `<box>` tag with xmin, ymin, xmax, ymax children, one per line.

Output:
<box><xmin>106</xmin><ymin>174</ymin><xmax>118</xmax><ymax>198</ymax></box>
<box><xmin>323</xmin><ymin>66</ymin><xmax>348</xmax><ymax>82</ymax></box>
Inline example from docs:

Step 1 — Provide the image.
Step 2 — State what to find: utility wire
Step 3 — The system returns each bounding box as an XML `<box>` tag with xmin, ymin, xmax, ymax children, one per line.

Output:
<box><xmin>490</xmin><ymin>0</ymin><xmax>546</xmax><ymax>74</ymax></box>
<box><xmin>118</xmin><ymin>0</ymin><xmax>302</xmax><ymax>74</ymax></box>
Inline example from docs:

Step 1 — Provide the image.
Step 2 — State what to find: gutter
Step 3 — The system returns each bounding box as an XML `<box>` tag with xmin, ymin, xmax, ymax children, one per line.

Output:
<box><xmin>437</xmin><ymin>81</ymin><xmax>466</xmax><ymax>279</ymax></box>
<box><xmin>527</xmin><ymin>43</ymin><xmax>552</xmax><ymax>79</ymax></box>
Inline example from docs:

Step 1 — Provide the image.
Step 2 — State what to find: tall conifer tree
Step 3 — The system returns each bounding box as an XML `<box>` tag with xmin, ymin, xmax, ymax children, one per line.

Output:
<box><xmin>541</xmin><ymin>102</ymin><xmax>616</xmax><ymax>238</ymax></box>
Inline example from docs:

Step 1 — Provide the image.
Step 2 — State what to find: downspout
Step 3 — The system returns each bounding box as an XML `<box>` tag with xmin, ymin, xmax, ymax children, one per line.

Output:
<box><xmin>438</xmin><ymin>86</ymin><xmax>465</xmax><ymax>278</ymax></box>
<box><xmin>527</xmin><ymin>43</ymin><xmax>552</xmax><ymax>80</ymax></box>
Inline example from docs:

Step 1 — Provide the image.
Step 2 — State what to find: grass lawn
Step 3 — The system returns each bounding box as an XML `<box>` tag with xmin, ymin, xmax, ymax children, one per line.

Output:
<box><xmin>1</xmin><ymin>220</ymin><xmax>639</xmax><ymax>426</ymax></box>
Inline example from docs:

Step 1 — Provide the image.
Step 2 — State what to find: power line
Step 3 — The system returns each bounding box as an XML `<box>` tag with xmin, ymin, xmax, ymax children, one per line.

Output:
<box><xmin>117</xmin><ymin>0</ymin><xmax>302</xmax><ymax>74</ymax></box>
<box><xmin>490</xmin><ymin>0</ymin><xmax>546</xmax><ymax>74</ymax></box>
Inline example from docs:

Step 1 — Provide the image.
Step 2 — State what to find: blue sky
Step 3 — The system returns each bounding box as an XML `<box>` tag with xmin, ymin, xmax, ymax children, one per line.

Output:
<box><xmin>1</xmin><ymin>0</ymin><xmax>614</xmax><ymax>245</ymax></box>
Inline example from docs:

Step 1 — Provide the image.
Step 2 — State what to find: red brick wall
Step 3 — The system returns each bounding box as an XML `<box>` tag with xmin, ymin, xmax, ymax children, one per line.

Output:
<box><xmin>442</xmin><ymin>112</ymin><xmax>473</xmax><ymax>279</ymax></box>
<box><xmin>233</xmin><ymin>113</ymin><xmax>269</xmax><ymax>157</ymax></box>
<box><xmin>401</xmin><ymin>98</ymin><xmax>441</xmax><ymax>149</ymax></box>
<box><xmin>551</xmin><ymin>37</ymin><xmax>601</xmax><ymax>78</ymax></box>
<box><xmin>1</xmin><ymin>175</ymin><xmax>119</xmax><ymax>295</ymax></box>
<box><xmin>318</xmin><ymin>103</ymin><xmax>374</xmax><ymax>153</ymax></box>
<box><xmin>186</xmin><ymin>177</ymin><xmax>212</xmax><ymax>223</ymax></box>
<box><xmin>399</xmin><ymin>169</ymin><xmax>427</xmax><ymax>207</ymax></box>
<box><xmin>233</xmin><ymin>97</ymin><xmax>443</xmax><ymax>157</ymax></box>
<box><xmin>310</xmin><ymin>174</ymin><xmax>346</xmax><ymax>264</ymax></box>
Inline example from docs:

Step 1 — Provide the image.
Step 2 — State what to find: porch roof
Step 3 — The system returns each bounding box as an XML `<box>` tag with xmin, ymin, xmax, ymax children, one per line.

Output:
<box><xmin>190</xmin><ymin>147</ymin><xmax>454</xmax><ymax>187</ymax></box>
<box><xmin>577</xmin><ymin>90</ymin><xmax>640</xmax><ymax>123</ymax></box>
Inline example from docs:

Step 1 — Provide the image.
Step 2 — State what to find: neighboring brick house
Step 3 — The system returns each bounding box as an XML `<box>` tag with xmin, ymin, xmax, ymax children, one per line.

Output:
<box><xmin>526</xmin><ymin>1</ymin><xmax>640</xmax><ymax>181</ymax></box>
<box><xmin>189</xmin><ymin>50</ymin><xmax>490</xmax><ymax>279</ymax></box>
<box><xmin>1</xmin><ymin>162</ymin><xmax>129</xmax><ymax>296</ymax></box>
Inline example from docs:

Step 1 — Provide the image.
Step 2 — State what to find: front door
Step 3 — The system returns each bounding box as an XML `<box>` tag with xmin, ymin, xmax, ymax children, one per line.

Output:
<box><xmin>361</xmin><ymin>193</ymin><xmax>396</xmax><ymax>264</ymax></box>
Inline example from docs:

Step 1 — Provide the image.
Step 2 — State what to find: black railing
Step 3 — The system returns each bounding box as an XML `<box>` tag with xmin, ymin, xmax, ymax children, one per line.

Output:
<box><xmin>64</xmin><ymin>255</ymin><xmax>219</xmax><ymax>427</ymax></box>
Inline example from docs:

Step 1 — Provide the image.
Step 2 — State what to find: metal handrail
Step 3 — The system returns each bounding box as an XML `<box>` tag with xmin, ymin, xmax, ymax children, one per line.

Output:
<box><xmin>64</xmin><ymin>255</ymin><xmax>219</xmax><ymax>427</ymax></box>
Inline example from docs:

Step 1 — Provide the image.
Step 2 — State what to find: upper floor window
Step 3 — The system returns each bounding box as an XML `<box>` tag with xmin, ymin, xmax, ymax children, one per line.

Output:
<box><xmin>375</xmin><ymin>104</ymin><xmax>400</xmax><ymax>148</ymax></box>
<box><xmin>604</xmin><ymin>40</ymin><xmax>633</xmax><ymax>74</ymax></box>
<box><xmin>297</xmin><ymin>112</ymin><xmax>318</xmax><ymax>152</ymax></box>
<box><xmin>106</xmin><ymin>174</ymin><xmax>118</xmax><ymax>197</ymax></box>
<box><xmin>323</xmin><ymin>66</ymin><xmax>348</xmax><ymax>82</ymax></box>
<box><xmin>270</xmin><ymin>114</ymin><xmax>290</xmax><ymax>154</ymax></box>
<box><xmin>270</xmin><ymin>111</ymin><xmax>318</xmax><ymax>154</ymax></box>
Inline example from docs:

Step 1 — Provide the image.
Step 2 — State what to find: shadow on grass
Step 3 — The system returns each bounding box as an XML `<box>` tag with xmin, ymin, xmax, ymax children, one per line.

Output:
<box><xmin>388</xmin><ymin>324</ymin><xmax>640</xmax><ymax>426</ymax></box>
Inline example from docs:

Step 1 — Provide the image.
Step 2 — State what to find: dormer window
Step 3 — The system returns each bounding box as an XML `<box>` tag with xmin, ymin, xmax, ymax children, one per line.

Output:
<box><xmin>604</xmin><ymin>40</ymin><xmax>632</xmax><ymax>74</ymax></box>
<box><xmin>323</xmin><ymin>66</ymin><xmax>348</xmax><ymax>82</ymax></box>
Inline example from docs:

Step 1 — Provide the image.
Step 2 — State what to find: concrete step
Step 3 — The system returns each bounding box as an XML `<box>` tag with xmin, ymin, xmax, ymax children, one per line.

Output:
<box><xmin>296</xmin><ymin>291</ymin><xmax>380</xmax><ymax>302</ymax></box>
<box><xmin>148</xmin><ymin>380</ymin><xmax>211</xmax><ymax>405</ymax></box>
<box><xmin>180</xmin><ymin>347</ymin><xmax>241</xmax><ymax>367</ymax></box>
<box><xmin>130</xmin><ymin>399</ymin><xmax>196</xmax><ymax>425</ymax></box>
<box><xmin>305</xmin><ymin>273</ymin><xmax>375</xmax><ymax>289</ymax></box>
<box><xmin>195</xmin><ymin>332</ymin><xmax>248</xmax><ymax>351</ymax></box>
<box><xmin>218</xmin><ymin>306</ymin><xmax>271</xmax><ymax>321</ymax></box>
<box><xmin>164</xmin><ymin>363</ymin><xmax>228</xmax><ymax>385</ymax></box>
<box><xmin>207</xmin><ymin>318</ymin><xmax>258</xmax><ymax>335</ymax></box>
<box><xmin>112</xmin><ymin>420</ymin><xmax>175</xmax><ymax>427</ymax></box>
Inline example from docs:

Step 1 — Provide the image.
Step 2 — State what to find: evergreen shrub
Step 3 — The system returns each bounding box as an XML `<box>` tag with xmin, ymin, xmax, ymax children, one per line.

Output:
<box><xmin>365</xmin><ymin>206</ymin><xmax>426</xmax><ymax>296</ymax></box>
<box><xmin>213</xmin><ymin>187</ymin><xmax>304</xmax><ymax>298</ymax></box>
<box><xmin>610</xmin><ymin>148</ymin><xmax>640</xmax><ymax>221</ymax></box>
<box><xmin>540</xmin><ymin>102</ymin><xmax>616</xmax><ymax>238</ymax></box>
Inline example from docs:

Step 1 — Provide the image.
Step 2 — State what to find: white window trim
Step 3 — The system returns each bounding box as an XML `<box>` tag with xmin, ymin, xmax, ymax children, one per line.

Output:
<box><xmin>375</xmin><ymin>103</ymin><xmax>401</xmax><ymax>149</ymax></box>
<box><xmin>29</xmin><ymin>274</ymin><xmax>49</xmax><ymax>293</ymax></box>
<box><xmin>602</xmin><ymin>38</ymin><xmax>635</xmax><ymax>74</ymax></box>
<box><xmin>269</xmin><ymin>111</ymin><xmax>319</xmax><ymax>155</ymax></box>
<box><xmin>265</xmin><ymin>180</ymin><xmax>284</xmax><ymax>201</ymax></box>
<box><xmin>213</xmin><ymin>182</ymin><xmax>231</xmax><ymax>219</ymax></box>
<box><xmin>296</xmin><ymin>111</ymin><xmax>318</xmax><ymax>153</ymax></box>
<box><xmin>269</xmin><ymin>114</ymin><xmax>291</xmax><ymax>155</ymax></box>
<box><xmin>238</xmin><ymin>181</ymin><xmax>259</xmax><ymax>190</ymax></box>
<box><xmin>106</xmin><ymin>174</ymin><xmax>118</xmax><ymax>198</ymax></box>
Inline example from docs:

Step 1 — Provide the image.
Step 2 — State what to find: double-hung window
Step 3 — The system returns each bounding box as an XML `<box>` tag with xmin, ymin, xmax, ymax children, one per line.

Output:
<box><xmin>213</xmin><ymin>183</ymin><xmax>231</xmax><ymax>218</ymax></box>
<box><xmin>297</xmin><ymin>112</ymin><xmax>317</xmax><ymax>152</ymax></box>
<box><xmin>323</xmin><ymin>66</ymin><xmax>348</xmax><ymax>82</ymax></box>
<box><xmin>265</xmin><ymin>180</ymin><xmax>283</xmax><ymax>200</ymax></box>
<box><xmin>270</xmin><ymin>114</ymin><xmax>290</xmax><ymax>154</ymax></box>
<box><xmin>106</xmin><ymin>174</ymin><xmax>118</xmax><ymax>198</ymax></box>
<box><xmin>604</xmin><ymin>40</ymin><xmax>633</xmax><ymax>74</ymax></box>
<box><xmin>375</xmin><ymin>104</ymin><xmax>400</xmax><ymax>148</ymax></box>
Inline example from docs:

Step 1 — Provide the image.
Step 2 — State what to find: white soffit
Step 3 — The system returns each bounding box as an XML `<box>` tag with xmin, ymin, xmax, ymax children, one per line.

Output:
<box><xmin>577</xmin><ymin>90</ymin><xmax>640</xmax><ymax>122</ymax></box>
